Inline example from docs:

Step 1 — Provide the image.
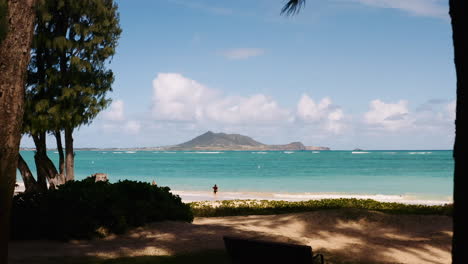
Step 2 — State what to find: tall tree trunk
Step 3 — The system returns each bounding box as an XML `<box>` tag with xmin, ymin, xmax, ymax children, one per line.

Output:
<box><xmin>0</xmin><ymin>1</ymin><xmax>37</xmax><ymax>263</ymax></box>
<box><xmin>53</xmin><ymin>130</ymin><xmax>66</xmax><ymax>186</ymax></box>
<box><xmin>17</xmin><ymin>153</ymin><xmax>38</xmax><ymax>192</ymax></box>
<box><xmin>450</xmin><ymin>1</ymin><xmax>468</xmax><ymax>263</ymax></box>
<box><xmin>31</xmin><ymin>133</ymin><xmax>49</xmax><ymax>191</ymax></box>
<box><xmin>32</xmin><ymin>132</ymin><xmax>63</xmax><ymax>190</ymax></box>
<box><xmin>64</xmin><ymin>127</ymin><xmax>74</xmax><ymax>181</ymax></box>
<box><xmin>54</xmin><ymin>130</ymin><xmax>64</xmax><ymax>175</ymax></box>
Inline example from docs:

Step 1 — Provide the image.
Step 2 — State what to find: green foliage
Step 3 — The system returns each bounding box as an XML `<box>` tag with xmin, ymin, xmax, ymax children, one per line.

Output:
<box><xmin>190</xmin><ymin>199</ymin><xmax>453</xmax><ymax>217</ymax></box>
<box><xmin>11</xmin><ymin>178</ymin><xmax>193</xmax><ymax>240</ymax></box>
<box><xmin>24</xmin><ymin>0</ymin><xmax>122</xmax><ymax>134</ymax></box>
<box><xmin>0</xmin><ymin>0</ymin><xmax>6</xmax><ymax>44</ymax></box>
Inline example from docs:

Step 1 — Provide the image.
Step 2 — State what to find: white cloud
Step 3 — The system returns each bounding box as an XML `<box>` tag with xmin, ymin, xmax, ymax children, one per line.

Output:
<box><xmin>102</xmin><ymin>100</ymin><xmax>125</xmax><ymax>121</ymax></box>
<box><xmin>364</xmin><ymin>99</ymin><xmax>411</xmax><ymax>131</ymax></box>
<box><xmin>152</xmin><ymin>73</ymin><xmax>216</xmax><ymax>121</ymax></box>
<box><xmin>152</xmin><ymin>73</ymin><xmax>290</xmax><ymax>125</ymax></box>
<box><xmin>296</xmin><ymin>94</ymin><xmax>345</xmax><ymax>133</ymax></box>
<box><xmin>205</xmin><ymin>94</ymin><xmax>292</xmax><ymax>124</ymax></box>
<box><xmin>219</xmin><ymin>48</ymin><xmax>265</xmax><ymax>60</ymax></box>
<box><xmin>354</xmin><ymin>0</ymin><xmax>448</xmax><ymax>18</ymax></box>
<box><xmin>124</xmin><ymin>120</ymin><xmax>141</xmax><ymax>134</ymax></box>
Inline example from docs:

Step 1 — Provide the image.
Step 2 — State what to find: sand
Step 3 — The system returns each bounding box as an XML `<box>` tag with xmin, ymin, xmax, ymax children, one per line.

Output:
<box><xmin>8</xmin><ymin>209</ymin><xmax>452</xmax><ymax>264</ymax></box>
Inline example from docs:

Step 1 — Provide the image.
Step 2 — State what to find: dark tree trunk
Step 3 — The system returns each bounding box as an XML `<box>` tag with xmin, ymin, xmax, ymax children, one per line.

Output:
<box><xmin>32</xmin><ymin>132</ymin><xmax>50</xmax><ymax>191</ymax></box>
<box><xmin>54</xmin><ymin>130</ymin><xmax>65</xmax><ymax>175</ymax></box>
<box><xmin>0</xmin><ymin>0</ymin><xmax>37</xmax><ymax>263</ymax></box>
<box><xmin>450</xmin><ymin>1</ymin><xmax>468</xmax><ymax>263</ymax></box>
<box><xmin>65</xmin><ymin>127</ymin><xmax>74</xmax><ymax>181</ymax></box>
<box><xmin>32</xmin><ymin>132</ymin><xmax>65</xmax><ymax>189</ymax></box>
<box><xmin>53</xmin><ymin>130</ymin><xmax>66</xmax><ymax>186</ymax></box>
<box><xmin>17</xmin><ymin>153</ymin><xmax>38</xmax><ymax>192</ymax></box>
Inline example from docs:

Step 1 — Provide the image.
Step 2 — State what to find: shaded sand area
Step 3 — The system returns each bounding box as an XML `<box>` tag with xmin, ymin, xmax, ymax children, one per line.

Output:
<box><xmin>9</xmin><ymin>209</ymin><xmax>452</xmax><ymax>264</ymax></box>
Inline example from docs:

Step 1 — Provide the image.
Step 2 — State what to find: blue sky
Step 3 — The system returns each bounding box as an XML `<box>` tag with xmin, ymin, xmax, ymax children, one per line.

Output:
<box><xmin>21</xmin><ymin>0</ymin><xmax>456</xmax><ymax>150</ymax></box>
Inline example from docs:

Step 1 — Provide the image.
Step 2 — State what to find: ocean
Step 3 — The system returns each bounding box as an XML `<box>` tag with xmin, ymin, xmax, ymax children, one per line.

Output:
<box><xmin>18</xmin><ymin>150</ymin><xmax>454</xmax><ymax>204</ymax></box>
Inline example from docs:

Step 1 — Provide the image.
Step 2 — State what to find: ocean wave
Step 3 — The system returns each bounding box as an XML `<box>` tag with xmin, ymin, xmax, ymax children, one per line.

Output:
<box><xmin>284</xmin><ymin>151</ymin><xmax>294</xmax><ymax>154</ymax></box>
<box><xmin>312</xmin><ymin>151</ymin><xmax>320</xmax><ymax>153</ymax></box>
<box><xmin>408</xmin><ymin>152</ymin><xmax>432</xmax><ymax>154</ymax></box>
<box><xmin>163</xmin><ymin>151</ymin><xmax>177</xmax><ymax>154</ymax></box>
<box><xmin>125</xmin><ymin>151</ymin><xmax>136</xmax><ymax>154</ymax></box>
<box><xmin>112</xmin><ymin>152</ymin><xmax>123</xmax><ymax>154</ymax></box>
<box><xmin>252</xmin><ymin>152</ymin><xmax>267</xmax><ymax>154</ymax></box>
<box><xmin>195</xmin><ymin>151</ymin><xmax>223</xmax><ymax>154</ymax></box>
<box><xmin>352</xmin><ymin>151</ymin><xmax>369</xmax><ymax>154</ymax></box>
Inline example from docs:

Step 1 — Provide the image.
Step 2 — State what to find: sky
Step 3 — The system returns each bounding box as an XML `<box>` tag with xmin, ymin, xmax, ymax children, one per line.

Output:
<box><xmin>21</xmin><ymin>0</ymin><xmax>456</xmax><ymax>150</ymax></box>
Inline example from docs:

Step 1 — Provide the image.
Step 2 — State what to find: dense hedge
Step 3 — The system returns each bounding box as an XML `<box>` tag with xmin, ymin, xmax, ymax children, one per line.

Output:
<box><xmin>190</xmin><ymin>199</ymin><xmax>453</xmax><ymax>217</ymax></box>
<box><xmin>11</xmin><ymin>178</ymin><xmax>193</xmax><ymax>240</ymax></box>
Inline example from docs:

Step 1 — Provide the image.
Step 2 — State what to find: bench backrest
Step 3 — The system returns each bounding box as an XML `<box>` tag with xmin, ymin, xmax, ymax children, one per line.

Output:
<box><xmin>223</xmin><ymin>236</ymin><xmax>314</xmax><ymax>264</ymax></box>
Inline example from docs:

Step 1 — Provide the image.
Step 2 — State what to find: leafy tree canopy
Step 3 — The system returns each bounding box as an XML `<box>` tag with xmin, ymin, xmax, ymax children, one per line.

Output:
<box><xmin>24</xmin><ymin>0</ymin><xmax>121</xmax><ymax>134</ymax></box>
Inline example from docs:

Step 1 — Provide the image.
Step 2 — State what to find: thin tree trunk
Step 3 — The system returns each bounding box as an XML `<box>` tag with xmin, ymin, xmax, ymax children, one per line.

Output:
<box><xmin>65</xmin><ymin>127</ymin><xmax>74</xmax><ymax>181</ymax></box>
<box><xmin>53</xmin><ymin>130</ymin><xmax>66</xmax><ymax>186</ymax></box>
<box><xmin>54</xmin><ymin>130</ymin><xmax>64</xmax><ymax>175</ymax></box>
<box><xmin>32</xmin><ymin>132</ymin><xmax>63</xmax><ymax>190</ymax></box>
<box><xmin>32</xmin><ymin>133</ymin><xmax>49</xmax><ymax>191</ymax></box>
<box><xmin>17</xmin><ymin>153</ymin><xmax>38</xmax><ymax>192</ymax></box>
<box><xmin>0</xmin><ymin>0</ymin><xmax>37</xmax><ymax>263</ymax></box>
<box><xmin>450</xmin><ymin>1</ymin><xmax>468</xmax><ymax>263</ymax></box>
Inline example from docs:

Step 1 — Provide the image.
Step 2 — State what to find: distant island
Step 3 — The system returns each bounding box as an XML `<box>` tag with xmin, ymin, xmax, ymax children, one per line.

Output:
<box><xmin>20</xmin><ymin>131</ymin><xmax>330</xmax><ymax>151</ymax></box>
<box><xmin>164</xmin><ymin>131</ymin><xmax>329</xmax><ymax>151</ymax></box>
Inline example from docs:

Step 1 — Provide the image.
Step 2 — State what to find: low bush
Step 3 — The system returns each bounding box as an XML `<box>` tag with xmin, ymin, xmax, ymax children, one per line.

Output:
<box><xmin>11</xmin><ymin>177</ymin><xmax>193</xmax><ymax>240</ymax></box>
<box><xmin>190</xmin><ymin>199</ymin><xmax>453</xmax><ymax>217</ymax></box>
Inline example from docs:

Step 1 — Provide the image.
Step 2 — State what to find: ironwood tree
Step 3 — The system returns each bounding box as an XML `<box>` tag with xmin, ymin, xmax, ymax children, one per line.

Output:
<box><xmin>281</xmin><ymin>0</ymin><xmax>467</xmax><ymax>263</ymax></box>
<box><xmin>0</xmin><ymin>1</ymin><xmax>37</xmax><ymax>263</ymax></box>
<box><xmin>18</xmin><ymin>0</ymin><xmax>121</xmax><ymax>190</ymax></box>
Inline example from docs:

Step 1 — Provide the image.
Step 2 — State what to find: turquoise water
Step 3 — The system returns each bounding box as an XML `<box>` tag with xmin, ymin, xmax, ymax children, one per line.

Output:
<box><xmin>18</xmin><ymin>150</ymin><xmax>453</xmax><ymax>200</ymax></box>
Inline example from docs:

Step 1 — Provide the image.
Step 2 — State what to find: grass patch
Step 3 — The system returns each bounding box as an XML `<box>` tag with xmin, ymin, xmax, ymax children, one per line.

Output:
<box><xmin>13</xmin><ymin>250</ymin><xmax>229</xmax><ymax>264</ymax></box>
<box><xmin>189</xmin><ymin>198</ymin><xmax>453</xmax><ymax>217</ymax></box>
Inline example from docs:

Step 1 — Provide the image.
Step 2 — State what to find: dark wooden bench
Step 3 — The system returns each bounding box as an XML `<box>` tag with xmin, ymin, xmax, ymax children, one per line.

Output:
<box><xmin>223</xmin><ymin>236</ymin><xmax>324</xmax><ymax>264</ymax></box>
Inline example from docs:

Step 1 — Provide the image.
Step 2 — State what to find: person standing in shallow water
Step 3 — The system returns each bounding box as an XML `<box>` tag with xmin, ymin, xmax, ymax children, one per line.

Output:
<box><xmin>212</xmin><ymin>184</ymin><xmax>218</xmax><ymax>194</ymax></box>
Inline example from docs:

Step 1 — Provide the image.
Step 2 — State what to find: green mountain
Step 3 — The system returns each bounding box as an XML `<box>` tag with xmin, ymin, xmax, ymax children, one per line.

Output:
<box><xmin>168</xmin><ymin>131</ymin><xmax>330</xmax><ymax>151</ymax></box>
<box><xmin>176</xmin><ymin>131</ymin><xmax>264</xmax><ymax>148</ymax></box>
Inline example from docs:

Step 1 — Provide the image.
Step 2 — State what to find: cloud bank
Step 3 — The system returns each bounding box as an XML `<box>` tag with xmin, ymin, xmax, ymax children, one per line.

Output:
<box><xmin>93</xmin><ymin>73</ymin><xmax>454</xmax><ymax>149</ymax></box>
<box><xmin>152</xmin><ymin>73</ymin><xmax>291</xmax><ymax>125</ymax></box>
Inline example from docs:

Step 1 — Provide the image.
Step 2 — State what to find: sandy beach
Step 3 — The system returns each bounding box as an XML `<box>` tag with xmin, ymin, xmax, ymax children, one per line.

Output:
<box><xmin>9</xmin><ymin>208</ymin><xmax>452</xmax><ymax>264</ymax></box>
<box><xmin>171</xmin><ymin>190</ymin><xmax>453</xmax><ymax>205</ymax></box>
<box><xmin>14</xmin><ymin>183</ymin><xmax>453</xmax><ymax>205</ymax></box>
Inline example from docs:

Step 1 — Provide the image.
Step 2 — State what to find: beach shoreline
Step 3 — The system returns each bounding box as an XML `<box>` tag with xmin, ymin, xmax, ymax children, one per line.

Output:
<box><xmin>172</xmin><ymin>190</ymin><xmax>452</xmax><ymax>205</ymax></box>
<box><xmin>14</xmin><ymin>182</ymin><xmax>452</xmax><ymax>205</ymax></box>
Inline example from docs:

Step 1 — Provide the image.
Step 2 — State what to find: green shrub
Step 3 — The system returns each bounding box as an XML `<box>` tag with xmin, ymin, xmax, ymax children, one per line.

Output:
<box><xmin>190</xmin><ymin>198</ymin><xmax>453</xmax><ymax>217</ymax></box>
<box><xmin>11</xmin><ymin>177</ymin><xmax>193</xmax><ymax>240</ymax></box>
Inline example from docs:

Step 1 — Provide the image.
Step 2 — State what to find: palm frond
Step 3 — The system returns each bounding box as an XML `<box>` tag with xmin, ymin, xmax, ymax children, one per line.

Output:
<box><xmin>281</xmin><ymin>0</ymin><xmax>306</xmax><ymax>16</ymax></box>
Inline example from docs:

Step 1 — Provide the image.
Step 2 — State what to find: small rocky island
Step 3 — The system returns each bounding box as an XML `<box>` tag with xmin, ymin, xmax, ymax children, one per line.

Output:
<box><xmin>165</xmin><ymin>131</ymin><xmax>330</xmax><ymax>151</ymax></box>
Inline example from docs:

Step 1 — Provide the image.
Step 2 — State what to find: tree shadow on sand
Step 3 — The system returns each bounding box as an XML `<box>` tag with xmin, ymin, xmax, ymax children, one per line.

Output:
<box><xmin>9</xmin><ymin>209</ymin><xmax>452</xmax><ymax>264</ymax></box>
